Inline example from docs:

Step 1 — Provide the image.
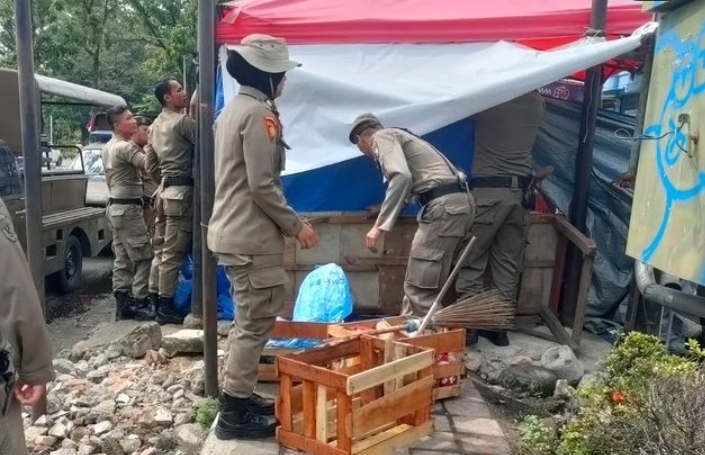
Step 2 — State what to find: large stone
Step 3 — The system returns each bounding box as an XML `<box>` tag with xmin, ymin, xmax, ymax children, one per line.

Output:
<box><xmin>464</xmin><ymin>351</ymin><xmax>483</xmax><ymax>373</ymax></box>
<box><xmin>54</xmin><ymin>359</ymin><xmax>76</xmax><ymax>376</ymax></box>
<box><xmin>182</xmin><ymin>314</ymin><xmax>203</xmax><ymax>330</ymax></box>
<box><xmin>498</xmin><ymin>364</ymin><xmax>558</xmax><ymax>398</ymax></box>
<box><xmin>540</xmin><ymin>346</ymin><xmax>585</xmax><ymax>385</ymax></box>
<box><xmin>185</xmin><ymin>360</ymin><xmax>205</xmax><ymax>395</ymax></box>
<box><xmin>119</xmin><ymin>323</ymin><xmax>163</xmax><ymax>359</ymax></box>
<box><xmin>175</xmin><ymin>423</ymin><xmax>207</xmax><ymax>450</ymax></box>
<box><xmin>161</xmin><ymin>330</ymin><xmax>204</xmax><ymax>355</ymax></box>
<box><xmin>49</xmin><ymin>422</ymin><xmax>70</xmax><ymax>438</ymax></box>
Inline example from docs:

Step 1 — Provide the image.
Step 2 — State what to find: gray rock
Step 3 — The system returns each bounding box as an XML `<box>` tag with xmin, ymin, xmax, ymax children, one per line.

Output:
<box><xmin>75</xmin><ymin>361</ymin><xmax>91</xmax><ymax>377</ymax></box>
<box><xmin>540</xmin><ymin>345</ymin><xmax>585</xmax><ymax>386</ymax></box>
<box><xmin>217</xmin><ymin>321</ymin><xmax>232</xmax><ymax>337</ymax></box>
<box><xmin>479</xmin><ymin>359</ymin><xmax>505</xmax><ymax>384</ymax></box>
<box><xmin>577</xmin><ymin>372</ymin><xmax>605</xmax><ymax>392</ymax></box>
<box><xmin>92</xmin><ymin>400</ymin><xmax>116</xmax><ymax>417</ymax></box>
<box><xmin>35</xmin><ymin>414</ymin><xmax>51</xmax><ymax>427</ymax></box>
<box><xmin>508</xmin><ymin>356</ymin><xmax>533</xmax><ymax>366</ymax></box>
<box><xmin>120</xmin><ymin>435</ymin><xmax>141</xmax><ymax>454</ymax></box>
<box><xmin>464</xmin><ymin>351</ymin><xmax>483</xmax><ymax>372</ymax></box>
<box><xmin>87</xmin><ymin>369</ymin><xmax>109</xmax><ymax>384</ymax></box>
<box><xmin>104</xmin><ymin>349</ymin><xmax>122</xmax><ymax>361</ymax></box>
<box><xmin>49</xmin><ymin>422</ymin><xmax>70</xmax><ymax>438</ymax></box>
<box><xmin>116</xmin><ymin>394</ymin><xmax>131</xmax><ymax>405</ymax></box>
<box><xmin>77</xmin><ymin>444</ymin><xmax>97</xmax><ymax>455</ymax></box>
<box><xmin>173</xmin><ymin>412</ymin><xmax>192</xmax><ymax>427</ymax></box>
<box><xmin>88</xmin><ymin>354</ymin><xmax>109</xmax><ymax>369</ymax></box>
<box><xmin>36</xmin><ymin>435</ymin><xmax>58</xmax><ymax>447</ymax></box>
<box><xmin>70</xmin><ymin>427</ymin><xmax>90</xmax><ymax>442</ymax></box>
<box><xmin>553</xmin><ymin>379</ymin><xmax>576</xmax><ymax>401</ymax></box>
<box><xmin>175</xmin><ymin>423</ymin><xmax>207</xmax><ymax>450</ymax></box>
<box><xmin>154</xmin><ymin>408</ymin><xmax>173</xmax><ymax>426</ymax></box>
<box><xmin>498</xmin><ymin>364</ymin><xmax>558</xmax><ymax>398</ymax></box>
<box><xmin>50</xmin><ymin>449</ymin><xmax>78</xmax><ymax>455</ymax></box>
<box><xmin>92</xmin><ymin>421</ymin><xmax>113</xmax><ymax>436</ymax></box>
<box><xmin>62</xmin><ymin>438</ymin><xmax>79</xmax><ymax>449</ymax></box>
<box><xmin>183</xmin><ymin>314</ymin><xmax>203</xmax><ymax>330</ymax></box>
<box><xmin>119</xmin><ymin>323</ymin><xmax>162</xmax><ymax>359</ymax></box>
<box><xmin>100</xmin><ymin>435</ymin><xmax>126</xmax><ymax>455</ymax></box>
<box><xmin>161</xmin><ymin>330</ymin><xmax>204</xmax><ymax>354</ymax></box>
<box><xmin>139</xmin><ymin>449</ymin><xmax>159</xmax><ymax>455</ymax></box>
<box><xmin>186</xmin><ymin>360</ymin><xmax>205</xmax><ymax>395</ymax></box>
<box><xmin>26</xmin><ymin>426</ymin><xmax>49</xmax><ymax>441</ymax></box>
<box><xmin>54</xmin><ymin>359</ymin><xmax>76</xmax><ymax>376</ymax></box>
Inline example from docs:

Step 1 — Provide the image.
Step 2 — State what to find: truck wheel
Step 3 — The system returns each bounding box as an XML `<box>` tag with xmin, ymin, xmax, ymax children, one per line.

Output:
<box><xmin>50</xmin><ymin>235</ymin><xmax>83</xmax><ymax>293</ymax></box>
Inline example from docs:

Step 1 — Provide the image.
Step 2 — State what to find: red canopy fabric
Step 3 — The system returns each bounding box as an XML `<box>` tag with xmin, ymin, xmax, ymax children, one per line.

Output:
<box><xmin>216</xmin><ymin>0</ymin><xmax>650</xmax><ymax>48</ymax></box>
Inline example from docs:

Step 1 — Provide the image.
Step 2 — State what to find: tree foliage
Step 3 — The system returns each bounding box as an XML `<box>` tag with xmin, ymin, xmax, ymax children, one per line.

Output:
<box><xmin>0</xmin><ymin>0</ymin><xmax>198</xmax><ymax>143</ymax></box>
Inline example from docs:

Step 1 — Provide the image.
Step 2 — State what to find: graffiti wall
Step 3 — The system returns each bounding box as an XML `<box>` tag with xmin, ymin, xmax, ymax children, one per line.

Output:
<box><xmin>626</xmin><ymin>0</ymin><xmax>705</xmax><ymax>285</ymax></box>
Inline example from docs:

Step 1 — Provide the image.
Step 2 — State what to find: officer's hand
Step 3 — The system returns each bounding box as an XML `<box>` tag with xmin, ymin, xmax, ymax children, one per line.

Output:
<box><xmin>366</xmin><ymin>227</ymin><xmax>384</xmax><ymax>253</ymax></box>
<box><xmin>13</xmin><ymin>380</ymin><xmax>46</xmax><ymax>406</ymax></box>
<box><xmin>296</xmin><ymin>223</ymin><xmax>318</xmax><ymax>250</ymax></box>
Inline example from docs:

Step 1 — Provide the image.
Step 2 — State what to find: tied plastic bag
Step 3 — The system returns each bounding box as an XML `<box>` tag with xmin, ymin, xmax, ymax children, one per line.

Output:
<box><xmin>268</xmin><ymin>263</ymin><xmax>354</xmax><ymax>349</ymax></box>
<box><xmin>174</xmin><ymin>255</ymin><xmax>236</xmax><ymax>321</ymax></box>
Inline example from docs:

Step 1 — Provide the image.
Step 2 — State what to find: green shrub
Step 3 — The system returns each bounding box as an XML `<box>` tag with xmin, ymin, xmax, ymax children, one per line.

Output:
<box><xmin>195</xmin><ymin>397</ymin><xmax>218</xmax><ymax>429</ymax></box>
<box><xmin>516</xmin><ymin>332</ymin><xmax>705</xmax><ymax>455</ymax></box>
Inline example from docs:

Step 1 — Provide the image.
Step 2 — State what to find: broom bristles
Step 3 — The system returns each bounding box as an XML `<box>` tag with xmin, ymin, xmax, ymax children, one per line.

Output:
<box><xmin>433</xmin><ymin>288</ymin><xmax>515</xmax><ymax>331</ymax></box>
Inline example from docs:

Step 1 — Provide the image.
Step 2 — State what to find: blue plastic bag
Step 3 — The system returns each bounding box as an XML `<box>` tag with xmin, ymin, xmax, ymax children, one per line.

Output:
<box><xmin>174</xmin><ymin>255</ymin><xmax>236</xmax><ymax>321</ymax></box>
<box><xmin>268</xmin><ymin>263</ymin><xmax>354</xmax><ymax>349</ymax></box>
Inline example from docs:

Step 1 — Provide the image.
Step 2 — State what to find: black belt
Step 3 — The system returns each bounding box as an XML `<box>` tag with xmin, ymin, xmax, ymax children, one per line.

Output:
<box><xmin>418</xmin><ymin>183</ymin><xmax>465</xmax><ymax>206</ymax></box>
<box><xmin>163</xmin><ymin>176</ymin><xmax>194</xmax><ymax>188</ymax></box>
<box><xmin>469</xmin><ymin>175</ymin><xmax>531</xmax><ymax>191</ymax></box>
<box><xmin>108</xmin><ymin>198</ymin><xmax>143</xmax><ymax>206</ymax></box>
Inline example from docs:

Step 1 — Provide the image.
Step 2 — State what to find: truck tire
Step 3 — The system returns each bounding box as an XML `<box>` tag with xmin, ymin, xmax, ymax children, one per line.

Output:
<box><xmin>49</xmin><ymin>234</ymin><xmax>83</xmax><ymax>294</ymax></box>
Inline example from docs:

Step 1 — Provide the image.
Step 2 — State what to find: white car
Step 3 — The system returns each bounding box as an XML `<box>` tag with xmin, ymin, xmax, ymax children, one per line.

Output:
<box><xmin>70</xmin><ymin>144</ymin><xmax>109</xmax><ymax>207</ymax></box>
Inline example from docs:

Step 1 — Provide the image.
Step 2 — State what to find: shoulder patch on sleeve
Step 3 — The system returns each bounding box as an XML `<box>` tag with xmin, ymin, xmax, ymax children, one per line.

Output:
<box><xmin>0</xmin><ymin>206</ymin><xmax>18</xmax><ymax>242</ymax></box>
<box><xmin>264</xmin><ymin>116</ymin><xmax>279</xmax><ymax>143</ymax></box>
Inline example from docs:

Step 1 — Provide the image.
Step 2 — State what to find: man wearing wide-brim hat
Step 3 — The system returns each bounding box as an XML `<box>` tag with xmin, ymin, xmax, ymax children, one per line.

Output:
<box><xmin>207</xmin><ymin>34</ymin><xmax>318</xmax><ymax>440</ymax></box>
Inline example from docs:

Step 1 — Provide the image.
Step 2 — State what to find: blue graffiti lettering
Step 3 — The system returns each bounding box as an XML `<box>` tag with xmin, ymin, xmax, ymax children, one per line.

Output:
<box><xmin>640</xmin><ymin>21</ymin><xmax>705</xmax><ymax>281</ymax></box>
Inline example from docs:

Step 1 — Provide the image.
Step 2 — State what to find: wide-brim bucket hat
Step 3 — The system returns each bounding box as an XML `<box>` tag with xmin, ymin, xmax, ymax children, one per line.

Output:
<box><xmin>349</xmin><ymin>112</ymin><xmax>383</xmax><ymax>144</ymax></box>
<box><xmin>226</xmin><ymin>34</ymin><xmax>301</xmax><ymax>73</ymax></box>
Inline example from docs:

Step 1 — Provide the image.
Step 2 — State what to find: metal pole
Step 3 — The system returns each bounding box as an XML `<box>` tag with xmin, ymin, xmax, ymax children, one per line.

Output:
<box><xmin>190</xmin><ymin>92</ymin><xmax>203</xmax><ymax>321</ymax></box>
<box><xmin>562</xmin><ymin>0</ymin><xmax>608</xmax><ymax>325</ymax></box>
<box><xmin>198</xmin><ymin>0</ymin><xmax>218</xmax><ymax>398</ymax></box>
<box><xmin>15</xmin><ymin>0</ymin><xmax>47</xmax><ymax>420</ymax></box>
<box><xmin>628</xmin><ymin>35</ymin><xmax>654</xmax><ymax>175</ymax></box>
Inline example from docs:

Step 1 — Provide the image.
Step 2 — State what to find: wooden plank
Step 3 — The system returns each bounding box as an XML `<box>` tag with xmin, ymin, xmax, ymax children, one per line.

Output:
<box><xmin>549</xmin><ymin>233</ymin><xmax>569</xmax><ymax>313</ymax></box>
<box><xmin>551</xmin><ymin>215</ymin><xmax>597</xmax><ymax>254</ymax></box>
<box><xmin>278</xmin><ymin>358</ymin><xmax>349</xmax><ymax>390</ymax></box>
<box><xmin>278</xmin><ymin>374</ymin><xmax>293</xmax><ymax>431</ymax></box>
<box><xmin>287</xmin><ymin>338</ymin><xmax>361</xmax><ymax>366</ymax></box>
<box><xmin>270</xmin><ymin>321</ymin><xmax>332</xmax><ymax>339</ymax></box>
<box><xmin>303</xmin><ymin>381</ymin><xmax>316</xmax><ymax>439</ymax></box>
<box><xmin>539</xmin><ymin>306</ymin><xmax>579</xmax><ymax>352</ymax></box>
<box><xmin>349</xmin><ymin>375</ymin><xmax>434</xmax><ymax>439</ymax></box>
<box><xmin>434</xmin><ymin>385</ymin><xmax>461</xmax><ymax>400</ymax></box>
<box><xmin>316</xmin><ymin>385</ymin><xmax>329</xmax><ymax>443</ymax></box>
<box><xmin>277</xmin><ymin>428</ymin><xmax>349</xmax><ymax>455</ymax></box>
<box><xmin>571</xmin><ymin>253</ymin><xmax>595</xmax><ymax>349</ymax></box>
<box><xmin>400</xmin><ymin>329</ymin><xmax>465</xmax><ymax>353</ymax></box>
<box><xmin>359</xmin><ymin>337</ymin><xmax>378</xmax><ymax>405</ymax></box>
<box><xmin>346</xmin><ymin>350</ymin><xmax>434</xmax><ymax>395</ymax></box>
<box><xmin>434</xmin><ymin>362</ymin><xmax>464</xmax><ymax>379</ymax></box>
<box><xmin>258</xmin><ymin>364</ymin><xmax>277</xmax><ymax>382</ymax></box>
<box><xmin>353</xmin><ymin>421</ymin><xmax>433</xmax><ymax>455</ymax></box>
<box><xmin>336</xmin><ymin>391</ymin><xmax>353</xmax><ymax>452</ymax></box>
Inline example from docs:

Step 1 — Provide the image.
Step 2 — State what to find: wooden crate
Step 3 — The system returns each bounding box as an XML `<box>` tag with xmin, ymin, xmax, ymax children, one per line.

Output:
<box><xmin>276</xmin><ymin>335</ymin><xmax>435</xmax><ymax>455</ymax></box>
<box><xmin>327</xmin><ymin>317</ymin><xmax>466</xmax><ymax>401</ymax></box>
<box><xmin>258</xmin><ymin>321</ymin><xmax>332</xmax><ymax>382</ymax></box>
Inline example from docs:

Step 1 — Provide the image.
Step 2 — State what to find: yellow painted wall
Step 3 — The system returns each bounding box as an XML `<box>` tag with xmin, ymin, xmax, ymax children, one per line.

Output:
<box><xmin>626</xmin><ymin>0</ymin><xmax>705</xmax><ymax>285</ymax></box>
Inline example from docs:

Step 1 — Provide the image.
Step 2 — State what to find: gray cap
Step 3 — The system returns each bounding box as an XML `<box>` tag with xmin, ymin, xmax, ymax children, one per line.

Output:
<box><xmin>226</xmin><ymin>34</ymin><xmax>301</xmax><ymax>73</ymax></box>
<box><xmin>348</xmin><ymin>112</ymin><xmax>383</xmax><ymax>144</ymax></box>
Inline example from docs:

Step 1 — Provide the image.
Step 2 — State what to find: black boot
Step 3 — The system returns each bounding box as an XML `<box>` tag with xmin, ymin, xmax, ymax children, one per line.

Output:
<box><xmin>215</xmin><ymin>394</ymin><xmax>278</xmax><ymax>440</ymax></box>
<box><xmin>150</xmin><ymin>293</ymin><xmax>159</xmax><ymax>313</ymax></box>
<box><xmin>466</xmin><ymin>329</ymin><xmax>479</xmax><ymax>346</ymax></box>
<box><xmin>155</xmin><ymin>296</ymin><xmax>185</xmax><ymax>325</ymax></box>
<box><xmin>132</xmin><ymin>297</ymin><xmax>156</xmax><ymax>321</ymax></box>
<box><xmin>479</xmin><ymin>330</ymin><xmax>510</xmax><ymax>347</ymax></box>
<box><xmin>216</xmin><ymin>393</ymin><xmax>275</xmax><ymax>416</ymax></box>
<box><xmin>115</xmin><ymin>292</ymin><xmax>136</xmax><ymax>320</ymax></box>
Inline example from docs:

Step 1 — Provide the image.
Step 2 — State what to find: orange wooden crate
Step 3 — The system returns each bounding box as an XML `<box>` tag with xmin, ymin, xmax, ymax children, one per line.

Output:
<box><xmin>328</xmin><ymin>317</ymin><xmax>465</xmax><ymax>401</ymax></box>
<box><xmin>259</xmin><ymin>321</ymin><xmax>332</xmax><ymax>382</ymax></box>
<box><xmin>276</xmin><ymin>335</ymin><xmax>435</xmax><ymax>455</ymax></box>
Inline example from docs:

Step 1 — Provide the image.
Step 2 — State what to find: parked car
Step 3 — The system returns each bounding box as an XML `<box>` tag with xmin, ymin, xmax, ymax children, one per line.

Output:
<box><xmin>70</xmin><ymin>144</ymin><xmax>109</xmax><ymax>207</ymax></box>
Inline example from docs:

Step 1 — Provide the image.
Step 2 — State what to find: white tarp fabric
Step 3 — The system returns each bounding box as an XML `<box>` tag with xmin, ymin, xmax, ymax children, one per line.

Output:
<box><xmin>219</xmin><ymin>22</ymin><xmax>656</xmax><ymax>175</ymax></box>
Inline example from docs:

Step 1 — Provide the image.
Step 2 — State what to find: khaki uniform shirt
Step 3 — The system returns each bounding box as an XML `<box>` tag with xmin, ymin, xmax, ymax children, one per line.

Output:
<box><xmin>371</xmin><ymin>128</ymin><xmax>459</xmax><ymax>232</ymax></box>
<box><xmin>0</xmin><ymin>198</ymin><xmax>55</xmax><ymax>390</ymax></box>
<box><xmin>472</xmin><ymin>91</ymin><xmax>546</xmax><ymax>178</ymax></box>
<box><xmin>146</xmin><ymin>108</ymin><xmax>196</xmax><ymax>180</ymax></box>
<box><xmin>132</xmin><ymin>141</ymin><xmax>159</xmax><ymax>198</ymax></box>
<box><xmin>207</xmin><ymin>86</ymin><xmax>303</xmax><ymax>256</ymax></box>
<box><xmin>101</xmin><ymin>137</ymin><xmax>145</xmax><ymax>199</ymax></box>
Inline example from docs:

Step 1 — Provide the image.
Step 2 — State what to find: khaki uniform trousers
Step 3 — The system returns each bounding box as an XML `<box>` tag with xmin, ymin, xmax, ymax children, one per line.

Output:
<box><xmin>149</xmin><ymin>187</ymin><xmax>165</xmax><ymax>295</ymax></box>
<box><xmin>107</xmin><ymin>203</ymin><xmax>153</xmax><ymax>299</ymax></box>
<box><xmin>401</xmin><ymin>192</ymin><xmax>475</xmax><ymax>317</ymax></box>
<box><xmin>4</xmin><ymin>399</ymin><xmax>27</xmax><ymax>455</ymax></box>
<box><xmin>222</xmin><ymin>253</ymin><xmax>287</xmax><ymax>398</ymax></box>
<box><xmin>154</xmin><ymin>186</ymin><xmax>193</xmax><ymax>297</ymax></box>
<box><xmin>455</xmin><ymin>187</ymin><xmax>530</xmax><ymax>301</ymax></box>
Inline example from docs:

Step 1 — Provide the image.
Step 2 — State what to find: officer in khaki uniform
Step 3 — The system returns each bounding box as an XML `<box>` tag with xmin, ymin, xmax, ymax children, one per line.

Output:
<box><xmin>0</xmin><ymin>197</ymin><xmax>55</xmax><ymax>455</ymax></box>
<box><xmin>146</xmin><ymin>79</ymin><xmax>196</xmax><ymax>325</ymax></box>
<box><xmin>102</xmin><ymin>106</ymin><xmax>154</xmax><ymax>321</ymax></box>
<box><xmin>132</xmin><ymin>116</ymin><xmax>158</xmax><ymax>232</ymax></box>
<box><xmin>456</xmin><ymin>90</ymin><xmax>546</xmax><ymax>346</ymax></box>
<box><xmin>349</xmin><ymin>114</ymin><xmax>475</xmax><ymax>317</ymax></box>
<box><xmin>208</xmin><ymin>34</ymin><xmax>318</xmax><ymax>440</ymax></box>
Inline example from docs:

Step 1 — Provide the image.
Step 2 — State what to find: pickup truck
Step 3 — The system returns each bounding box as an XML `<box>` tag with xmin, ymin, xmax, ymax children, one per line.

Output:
<box><xmin>0</xmin><ymin>68</ymin><xmax>123</xmax><ymax>293</ymax></box>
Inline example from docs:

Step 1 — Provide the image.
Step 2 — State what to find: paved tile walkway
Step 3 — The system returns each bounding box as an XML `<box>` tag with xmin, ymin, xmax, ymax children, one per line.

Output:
<box><xmin>200</xmin><ymin>382</ymin><xmax>510</xmax><ymax>455</ymax></box>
